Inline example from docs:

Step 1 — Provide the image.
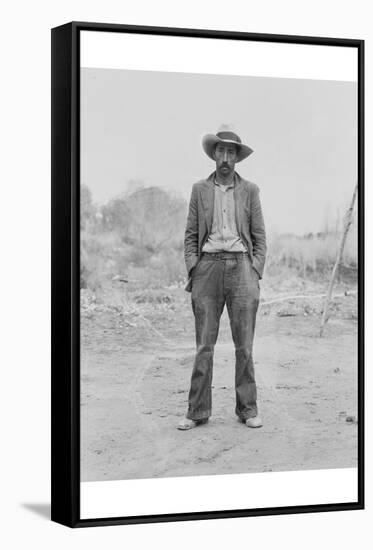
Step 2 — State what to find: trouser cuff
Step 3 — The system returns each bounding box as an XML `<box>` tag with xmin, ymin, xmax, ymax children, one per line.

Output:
<box><xmin>186</xmin><ymin>409</ymin><xmax>211</xmax><ymax>421</ymax></box>
<box><xmin>236</xmin><ymin>408</ymin><xmax>258</xmax><ymax>421</ymax></box>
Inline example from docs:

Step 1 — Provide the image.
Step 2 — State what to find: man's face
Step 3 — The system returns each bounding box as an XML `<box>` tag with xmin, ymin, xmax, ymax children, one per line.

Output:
<box><xmin>214</xmin><ymin>142</ymin><xmax>238</xmax><ymax>178</ymax></box>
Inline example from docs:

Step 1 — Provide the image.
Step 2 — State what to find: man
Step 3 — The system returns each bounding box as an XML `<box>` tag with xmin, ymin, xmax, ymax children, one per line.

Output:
<box><xmin>177</xmin><ymin>128</ymin><xmax>266</xmax><ymax>430</ymax></box>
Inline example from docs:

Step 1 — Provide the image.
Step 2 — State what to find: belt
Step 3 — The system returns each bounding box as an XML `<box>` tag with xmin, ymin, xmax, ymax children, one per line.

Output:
<box><xmin>201</xmin><ymin>251</ymin><xmax>248</xmax><ymax>260</ymax></box>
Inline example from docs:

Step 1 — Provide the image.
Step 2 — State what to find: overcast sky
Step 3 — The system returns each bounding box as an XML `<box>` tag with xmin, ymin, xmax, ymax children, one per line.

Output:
<box><xmin>81</xmin><ymin>68</ymin><xmax>357</xmax><ymax>235</ymax></box>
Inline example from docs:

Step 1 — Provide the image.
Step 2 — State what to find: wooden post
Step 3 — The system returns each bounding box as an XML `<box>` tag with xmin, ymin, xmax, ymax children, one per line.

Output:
<box><xmin>319</xmin><ymin>183</ymin><xmax>358</xmax><ymax>337</ymax></box>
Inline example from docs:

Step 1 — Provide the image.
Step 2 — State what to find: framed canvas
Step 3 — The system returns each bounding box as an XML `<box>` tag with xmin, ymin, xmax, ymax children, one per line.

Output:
<box><xmin>51</xmin><ymin>21</ymin><xmax>364</xmax><ymax>527</ymax></box>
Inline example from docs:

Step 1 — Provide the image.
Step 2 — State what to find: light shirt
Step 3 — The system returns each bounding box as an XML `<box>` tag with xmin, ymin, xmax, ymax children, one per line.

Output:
<box><xmin>202</xmin><ymin>175</ymin><xmax>247</xmax><ymax>253</ymax></box>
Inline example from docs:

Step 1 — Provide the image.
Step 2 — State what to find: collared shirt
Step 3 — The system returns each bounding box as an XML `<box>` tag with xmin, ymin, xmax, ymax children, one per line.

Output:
<box><xmin>202</xmin><ymin>175</ymin><xmax>247</xmax><ymax>253</ymax></box>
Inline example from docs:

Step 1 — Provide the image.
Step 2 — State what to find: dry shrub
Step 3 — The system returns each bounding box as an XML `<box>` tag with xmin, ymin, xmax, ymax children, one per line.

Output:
<box><xmin>81</xmin><ymin>185</ymin><xmax>187</xmax><ymax>292</ymax></box>
<box><xmin>267</xmin><ymin>225</ymin><xmax>357</xmax><ymax>280</ymax></box>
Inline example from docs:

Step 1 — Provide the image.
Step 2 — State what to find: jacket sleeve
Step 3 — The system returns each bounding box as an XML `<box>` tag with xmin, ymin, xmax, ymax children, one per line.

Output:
<box><xmin>250</xmin><ymin>184</ymin><xmax>267</xmax><ymax>279</ymax></box>
<box><xmin>184</xmin><ymin>183</ymin><xmax>199</xmax><ymax>277</ymax></box>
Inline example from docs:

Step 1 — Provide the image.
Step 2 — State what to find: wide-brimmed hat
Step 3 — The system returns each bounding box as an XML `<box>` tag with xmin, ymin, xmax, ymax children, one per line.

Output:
<box><xmin>202</xmin><ymin>129</ymin><xmax>253</xmax><ymax>162</ymax></box>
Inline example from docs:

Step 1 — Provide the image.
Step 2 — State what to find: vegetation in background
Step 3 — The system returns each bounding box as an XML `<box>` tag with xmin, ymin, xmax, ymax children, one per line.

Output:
<box><xmin>80</xmin><ymin>183</ymin><xmax>358</xmax><ymax>293</ymax></box>
<box><xmin>81</xmin><ymin>183</ymin><xmax>187</xmax><ymax>290</ymax></box>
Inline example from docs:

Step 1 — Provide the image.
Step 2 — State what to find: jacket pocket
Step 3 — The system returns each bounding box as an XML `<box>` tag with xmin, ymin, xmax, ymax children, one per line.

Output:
<box><xmin>185</xmin><ymin>277</ymin><xmax>192</xmax><ymax>293</ymax></box>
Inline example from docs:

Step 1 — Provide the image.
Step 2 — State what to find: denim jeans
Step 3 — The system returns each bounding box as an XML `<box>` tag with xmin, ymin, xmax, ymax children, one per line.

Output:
<box><xmin>186</xmin><ymin>251</ymin><xmax>260</xmax><ymax>421</ymax></box>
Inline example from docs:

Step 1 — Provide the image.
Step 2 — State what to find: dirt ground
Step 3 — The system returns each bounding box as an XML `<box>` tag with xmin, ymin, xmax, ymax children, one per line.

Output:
<box><xmin>80</xmin><ymin>279</ymin><xmax>358</xmax><ymax>482</ymax></box>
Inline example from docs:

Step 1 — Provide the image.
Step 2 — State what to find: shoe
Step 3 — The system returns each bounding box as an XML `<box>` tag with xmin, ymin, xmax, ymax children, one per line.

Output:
<box><xmin>177</xmin><ymin>417</ymin><xmax>208</xmax><ymax>430</ymax></box>
<box><xmin>245</xmin><ymin>416</ymin><xmax>263</xmax><ymax>428</ymax></box>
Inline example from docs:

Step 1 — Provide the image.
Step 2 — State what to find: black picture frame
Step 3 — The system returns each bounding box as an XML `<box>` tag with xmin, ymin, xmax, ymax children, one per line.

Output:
<box><xmin>51</xmin><ymin>21</ymin><xmax>365</xmax><ymax>528</ymax></box>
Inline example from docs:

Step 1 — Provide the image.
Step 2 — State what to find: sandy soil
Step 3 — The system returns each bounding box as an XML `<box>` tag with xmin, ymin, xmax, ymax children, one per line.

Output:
<box><xmin>80</xmin><ymin>281</ymin><xmax>358</xmax><ymax>482</ymax></box>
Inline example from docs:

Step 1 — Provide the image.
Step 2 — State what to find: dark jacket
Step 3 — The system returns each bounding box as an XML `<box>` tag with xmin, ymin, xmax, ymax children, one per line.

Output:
<box><xmin>184</xmin><ymin>171</ymin><xmax>267</xmax><ymax>292</ymax></box>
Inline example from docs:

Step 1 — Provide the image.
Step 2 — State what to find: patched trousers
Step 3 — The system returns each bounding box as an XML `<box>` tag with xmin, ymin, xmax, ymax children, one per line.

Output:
<box><xmin>186</xmin><ymin>251</ymin><xmax>260</xmax><ymax>421</ymax></box>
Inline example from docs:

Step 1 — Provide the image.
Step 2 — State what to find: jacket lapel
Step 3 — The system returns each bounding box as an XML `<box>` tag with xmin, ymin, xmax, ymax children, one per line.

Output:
<box><xmin>234</xmin><ymin>172</ymin><xmax>248</xmax><ymax>234</ymax></box>
<box><xmin>200</xmin><ymin>172</ymin><xmax>215</xmax><ymax>233</ymax></box>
